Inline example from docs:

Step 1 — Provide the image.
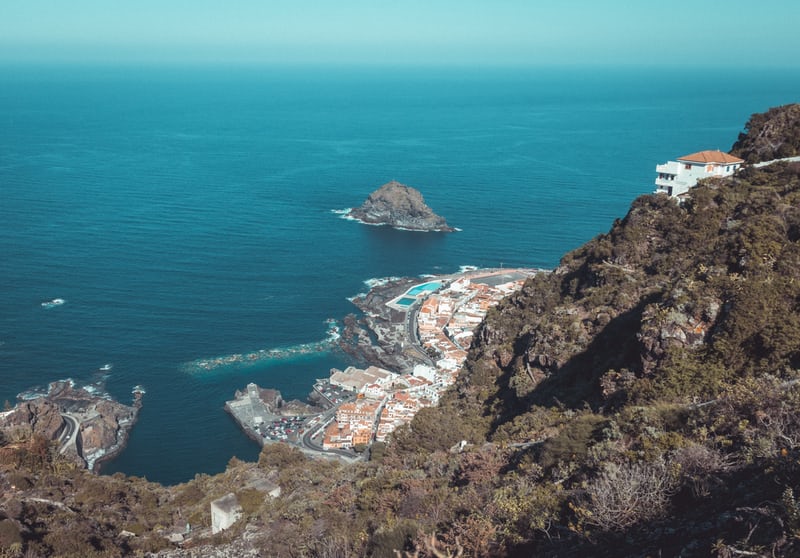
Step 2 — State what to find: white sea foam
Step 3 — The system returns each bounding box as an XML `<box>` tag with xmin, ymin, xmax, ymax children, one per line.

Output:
<box><xmin>332</xmin><ymin>208</ymin><xmax>359</xmax><ymax>222</ymax></box>
<box><xmin>458</xmin><ymin>265</ymin><xmax>479</xmax><ymax>273</ymax></box>
<box><xmin>363</xmin><ymin>276</ymin><xmax>402</xmax><ymax>289</ymax></box>
<box><xmin>17</xmin><ymin>390</ymin><xmax>46</xmax><ymax>401</ymax></box>
<box><xmin>15</xmin><ymin>377</ymin><xmax>115</xmax><ymax>402</ymax></box>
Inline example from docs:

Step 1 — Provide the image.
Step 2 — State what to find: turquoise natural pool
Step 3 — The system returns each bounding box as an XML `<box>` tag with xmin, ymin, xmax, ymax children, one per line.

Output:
<box><xmin>407</xmin><ymin>281</ymin><xmax>441</xmax><ymax>296</ymax></box>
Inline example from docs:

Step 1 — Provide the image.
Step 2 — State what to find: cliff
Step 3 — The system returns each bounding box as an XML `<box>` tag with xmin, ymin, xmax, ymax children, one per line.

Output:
<box><xmin>348</xmin><ymin>180</ymin><xmax>455</xmax><ymax>232</ymax></box>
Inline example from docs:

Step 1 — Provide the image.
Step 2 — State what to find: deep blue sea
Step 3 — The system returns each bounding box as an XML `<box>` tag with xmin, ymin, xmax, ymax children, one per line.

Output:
<box><xmin>1</xmin><ymin>65</ymin><xmax>798</xmax><ymax>484</ymax></box>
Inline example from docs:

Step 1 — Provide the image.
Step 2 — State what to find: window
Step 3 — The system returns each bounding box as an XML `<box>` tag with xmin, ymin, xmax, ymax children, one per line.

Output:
<box><xmin>685</xmin><ymin>164</ymin><xmax>692</xmax><ymax>170</ymax></box>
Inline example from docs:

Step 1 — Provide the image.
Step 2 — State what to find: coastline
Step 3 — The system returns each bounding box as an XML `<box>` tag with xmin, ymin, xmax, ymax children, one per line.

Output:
<box><xmin>1</xmin><ymin>379</ymin><xmax>144</xmax><ymax>473</ymax></box>
<box><xmin>226</xmin><ymin>267</ymin><xmax>541</xmax><ymax>458</ymax></box>
<box><xmin>92</xmin><ymin>390</ymin><xmax>144</xmax><ymax>473</ymax></box>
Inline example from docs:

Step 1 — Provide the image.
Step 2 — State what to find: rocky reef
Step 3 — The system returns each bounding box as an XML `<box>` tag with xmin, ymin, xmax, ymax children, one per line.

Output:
<box><xmin>348</xmin><ymin>180</ymin><xmax>455</xmax><ymax>232</ymax></box>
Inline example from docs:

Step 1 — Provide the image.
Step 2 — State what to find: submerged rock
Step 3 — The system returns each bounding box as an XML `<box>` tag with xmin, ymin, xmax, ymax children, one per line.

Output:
<box><xmin>349</xmin><ymin>180</ymin><xmax>455</xmax><ymax>232</ymax></box>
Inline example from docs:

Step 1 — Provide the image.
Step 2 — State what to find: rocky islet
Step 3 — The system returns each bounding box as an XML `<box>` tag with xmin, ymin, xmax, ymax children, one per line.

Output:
<box><xmin>348</xmin><ymin>180</ymin><xmax>455</xmax><ymax>232</ymax></box>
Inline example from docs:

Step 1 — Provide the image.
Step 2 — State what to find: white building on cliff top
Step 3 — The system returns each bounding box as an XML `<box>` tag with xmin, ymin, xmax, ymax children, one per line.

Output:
<box><xmin>655</xmin><ymin>150</ymin><xmax>744</xmax><ymax>198</ymax></box>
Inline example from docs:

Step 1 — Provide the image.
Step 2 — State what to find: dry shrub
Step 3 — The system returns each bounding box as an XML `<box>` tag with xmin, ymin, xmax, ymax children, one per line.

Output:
<box><xmin>585</xmin><ymin>458</ymin><xmax>677</xmax><ymax>531</ymax></box>
<box><xmin>672</xmin><ymin>443</ymin><xmax>729</xmax><ymax>476</ymax></box>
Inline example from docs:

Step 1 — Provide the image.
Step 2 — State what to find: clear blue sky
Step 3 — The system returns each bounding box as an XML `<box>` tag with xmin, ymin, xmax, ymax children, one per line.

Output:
<box><xmin>1</xmin><ymin>0</ymin><xmax>798</xmax><ymax>67</ymax></box>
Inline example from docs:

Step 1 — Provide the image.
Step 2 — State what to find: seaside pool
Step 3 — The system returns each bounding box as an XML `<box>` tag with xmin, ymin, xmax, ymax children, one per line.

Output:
<box><xmin>395</xmin><ymin>296</ymin><xmax>417</xmax><ymax>307</ymax></box>
<box><xmin>407</xmin><ymin>281</ymin><xmax>441</xmax><ymax>296</ymax></box>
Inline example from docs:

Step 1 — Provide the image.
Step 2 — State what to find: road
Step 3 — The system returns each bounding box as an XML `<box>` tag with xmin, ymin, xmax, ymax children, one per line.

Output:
<box><xmin>58</xmin><ymin>413</ymin><xmax>80</xmax><ymax>456</ymax></box>
<box><xmin>299</xmin><ymin>408</ymin><xmax>360</xmax><ymax>459</ymax></box>
<box><xmin>404</xmin><ymin>301</ymin><xmax>435</xmax><ymax>366</ymax></box>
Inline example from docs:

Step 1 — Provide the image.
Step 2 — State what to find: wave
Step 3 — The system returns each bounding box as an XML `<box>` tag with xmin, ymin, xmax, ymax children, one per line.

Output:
<box><xmin>333</xmin><ymin>209</ymin><xmax>385</xmax><ymax>228</ymax></box>
<box><xmin>182</xmin><ymin>319</ymin><xmax>341</xmax><ymax>376</ymax></box>
<box><xmin>331</xmin><ymin>208</ymin><xmax>358</xmax><ymax>222</ymax></box>
<box><xmin>16</xmin><ymin>377</ymin><xmax>115</xmax><ymax>402</ymax></box>
<box><xmin>363</xmin><ymin>276</ymin><xmax>402</xmax><ymax>289</ymax></box>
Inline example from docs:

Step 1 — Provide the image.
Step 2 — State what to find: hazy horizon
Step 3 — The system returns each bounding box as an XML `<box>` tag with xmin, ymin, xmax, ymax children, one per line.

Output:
<box><xmin>2</xmin><ymin>1</ymin><xmax>799</xmax><ymax>68</ymax></box>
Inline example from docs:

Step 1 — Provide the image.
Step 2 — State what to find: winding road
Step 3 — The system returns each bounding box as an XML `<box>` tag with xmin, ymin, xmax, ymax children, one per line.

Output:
<box><xmin>58</xmin><ymin>413</ymin><xmax>80</xmax><ymax>456</ymax></box>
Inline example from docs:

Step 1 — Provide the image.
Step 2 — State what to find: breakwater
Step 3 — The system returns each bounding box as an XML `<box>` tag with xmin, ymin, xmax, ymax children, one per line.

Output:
<box><xmin>182</xmin><ymin>319</ymin><xmax>341</xmax><ymax>375</ymax></box>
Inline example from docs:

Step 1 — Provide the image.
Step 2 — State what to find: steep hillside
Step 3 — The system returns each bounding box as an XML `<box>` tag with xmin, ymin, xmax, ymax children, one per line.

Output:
<box><xmin>392</xmin><ymin>160</ymin><xmax>800</xmax><ymax>556</ymax></box>
<box><xmin>731</xmin><ymin>103</ymin><xmax>800</xmax><ymax>163</ymax></box>
<box><xmin>4</xmin><ymin>108</ymin><xmax>800</xmax><ymax>558</ymax></box>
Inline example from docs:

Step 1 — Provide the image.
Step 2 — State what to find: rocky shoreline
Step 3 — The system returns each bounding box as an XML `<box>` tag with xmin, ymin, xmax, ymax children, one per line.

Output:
<box><xmin>339</xmin><ymin>276</ymin><xmax>431</xmax><ymax>372</ymax></box>
<box><xmin>0</xmin><ymin>380</ymin><xmax>143</xmax><ymax>472</ymax></box>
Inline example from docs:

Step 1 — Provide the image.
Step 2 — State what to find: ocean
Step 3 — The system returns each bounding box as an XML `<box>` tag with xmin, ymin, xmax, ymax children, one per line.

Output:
<box><xmin>1</xmin><ymin>64</ymin><xmax>798</xmax><ymax>485</ymax></box>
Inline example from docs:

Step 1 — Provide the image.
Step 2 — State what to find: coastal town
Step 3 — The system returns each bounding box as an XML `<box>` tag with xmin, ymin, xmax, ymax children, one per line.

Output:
<box><xmin>225</xmin><ymin>268</ymin><xmax>536</xmax><ymax>457</ymax></box>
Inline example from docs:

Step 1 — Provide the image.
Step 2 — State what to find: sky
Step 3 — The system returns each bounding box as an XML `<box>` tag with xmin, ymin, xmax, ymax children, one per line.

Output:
<box><xmin>1</xmin><ymin>0</ymin><xmax>799</xmax><ymax>67</ymax></box>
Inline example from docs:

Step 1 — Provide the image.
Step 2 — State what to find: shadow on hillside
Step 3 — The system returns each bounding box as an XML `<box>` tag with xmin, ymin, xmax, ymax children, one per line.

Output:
<box><xmin>488</xmin><ymin>293</ymin><xmax>659</xmax><ymax>433</ymax></box>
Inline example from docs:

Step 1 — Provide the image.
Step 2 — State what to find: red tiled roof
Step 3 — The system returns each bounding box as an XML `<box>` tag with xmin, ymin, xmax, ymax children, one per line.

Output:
<box><xmin>677</xmin><ymin>150</ymin><xmax>744</xmax><ymax>164</ymax></box>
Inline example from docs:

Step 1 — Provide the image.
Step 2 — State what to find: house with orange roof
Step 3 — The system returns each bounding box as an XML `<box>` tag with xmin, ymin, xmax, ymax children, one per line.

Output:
<box><xmin>655</xmin><ymin>150</ymin><xmax>743</xmax><ymax>198</ymax></box>
<box><xmin>336</xmin><ymin>399</ymin><xmax>381</xmax><ymax>426</ymax></box>
<box><xmin>322</xmin><ymin>422</ymin><xmax>353</xmax><ymax>450</ymax></box>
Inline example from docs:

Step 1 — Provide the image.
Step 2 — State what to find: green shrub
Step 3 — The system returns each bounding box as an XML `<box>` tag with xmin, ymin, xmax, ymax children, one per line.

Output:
<box><xmin>538</xmin><ymin>414</ymin><xmax>609</xmax><ymax>471</ymax></box>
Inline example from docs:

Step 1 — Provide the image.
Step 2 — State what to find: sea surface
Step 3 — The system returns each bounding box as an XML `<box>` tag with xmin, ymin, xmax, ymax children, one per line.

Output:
<box><xmin>1</xmin><ymin>64</ymin><xmax>798</xmax><ymax>485</ymax></box>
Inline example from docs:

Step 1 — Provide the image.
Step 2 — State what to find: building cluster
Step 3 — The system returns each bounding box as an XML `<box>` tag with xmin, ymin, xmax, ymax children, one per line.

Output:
<box><xmin>322</xmin><ymin>273</ymin><xmax>527</xmax><ymax>450</ymax></box>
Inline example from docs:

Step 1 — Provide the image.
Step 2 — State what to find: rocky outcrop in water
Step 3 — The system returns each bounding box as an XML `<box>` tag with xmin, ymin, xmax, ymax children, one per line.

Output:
<box><xmin>349</xmin><ymin>180</ymin><xmax>454</xmax><ymax>232</ymax></box>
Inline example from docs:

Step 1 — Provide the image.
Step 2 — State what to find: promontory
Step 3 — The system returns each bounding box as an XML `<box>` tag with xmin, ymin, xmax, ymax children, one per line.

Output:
<box><xmin>348</xmin><ymin>180</ymin><xmax>455</xmax><ymax>232</ymax></box>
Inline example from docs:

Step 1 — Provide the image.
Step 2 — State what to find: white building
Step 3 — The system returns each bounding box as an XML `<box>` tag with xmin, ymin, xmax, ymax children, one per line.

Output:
<box><xmin>211</xmin><ymin>493</ymin><xmax>242</xmax><ymax>534</ymax></box>
<box><xmin>330</xmin><ymin>365</ymin><xmax>394</xmax><ymax>392</ymax></box>
<box><xmin>412</xmin><ymin>364</ymin><xmax>439</xmax><ymax>382</ymax></box>
<box><xmin>655</xmin><ymin>150</ymin><xmax>743</xmax><ymax>198</ymax></box>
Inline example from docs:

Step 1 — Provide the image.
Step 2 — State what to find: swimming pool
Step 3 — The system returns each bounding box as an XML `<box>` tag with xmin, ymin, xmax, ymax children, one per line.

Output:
<box><xmin>395</xmin><ymin>296</ymin><xmax>417</xmax><ymax>307</ymax></box>
<box><xmin>407</xmin><ymin>281</ymin><xmax>441</xmax><ymax>296</ymax></box>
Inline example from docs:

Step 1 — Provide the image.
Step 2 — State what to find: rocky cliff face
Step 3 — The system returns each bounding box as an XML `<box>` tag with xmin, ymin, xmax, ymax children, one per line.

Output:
<box><xmin>348</xmin><ymin>180</ymin><xmax>454</xmax><ymax>232</ymax></box>
<box><xmin>0</xmin><ymin>398</ymin><xmax>65</xmax><ymax>441</ymax></box>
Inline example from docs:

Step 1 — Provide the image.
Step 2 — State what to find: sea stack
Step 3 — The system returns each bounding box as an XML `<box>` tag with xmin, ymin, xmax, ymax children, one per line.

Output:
<box><xmin>349</xmin><ymin>180</ymin><xmax>455</xmax><ymax>232</ymax></box>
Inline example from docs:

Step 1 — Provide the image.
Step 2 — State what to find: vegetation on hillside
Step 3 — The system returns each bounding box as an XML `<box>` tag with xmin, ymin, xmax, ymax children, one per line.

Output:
<box><xmin>731</xmin><ymin>103</ymin><xmax>800</xmax><ymax>163</ymax></box>
<box><xmin>3</xmin><ymin>106</ymin><xmax>800</xmax><ymax>557</ymax></box>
